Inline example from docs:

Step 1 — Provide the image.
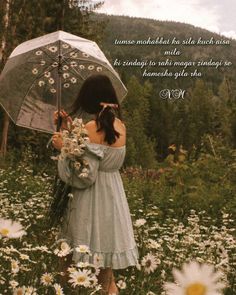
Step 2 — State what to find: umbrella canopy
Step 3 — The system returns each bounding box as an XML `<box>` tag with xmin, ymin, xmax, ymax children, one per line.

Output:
<box><xmin>0</xmin><ymin>30</ymin><xmax>127</xmax><ymax>134</ymax></box>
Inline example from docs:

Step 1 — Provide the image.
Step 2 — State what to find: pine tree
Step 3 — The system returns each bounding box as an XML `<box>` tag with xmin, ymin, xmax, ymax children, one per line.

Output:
<box><xmin>122</xmin><ymin>76</ymin><xmax>157</xmax><ymax>168</ymax></box>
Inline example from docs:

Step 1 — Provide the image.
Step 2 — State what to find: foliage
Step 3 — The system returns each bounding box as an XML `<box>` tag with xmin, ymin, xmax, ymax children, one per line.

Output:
<box><xmin>0</xmin><ymin>138</ymin><xmax>236</xmax><ymax>293</ymax></box>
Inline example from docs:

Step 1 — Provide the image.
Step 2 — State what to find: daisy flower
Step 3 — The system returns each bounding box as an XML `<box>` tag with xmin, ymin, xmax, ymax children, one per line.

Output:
<box><xmin>50</xmin><ymin>88</ymin><xmax>56</xmax><ymax>93</ymax></box>
<box><xmin>53</xmin><ymin>283</ymin><xmax>64</xmax><ymax>295</ymax></box>
<box><xmin>164</xmin><ymin>261</ymin><xmax>225</xmax><ymax>295</ymax></box>
<box><xmin>11</xmin><ymin>260</ymin><xmax>20</xmax><ymax>274</ymax></box>
<box><xmin>141</xmin><ymin>253</ymin><xmax>159</xmax><ymax>274</ymax></box>
<box><xmin>48</xmin><ymin>78</ymin><xmax>55</xmax><ymax>84</ymax></box>
<box><xmin>63</xmin><ymin>65</ymin><xmax>69</xmax><ymax>71</ymax></box>
<box><xmin>77</xmin><ymin>261</ymin><xmax>90</xmax><ymax>268</ymax></box>
<box><xmin>24</xmin><ymin>286</ymin><xmax>37</xmax><ymax>295</ymax></box>
<box><xmin>13</xmin><ymin>286</ymin><xmax>25</xmax><ymax>294</ymax></box>
<box><xmin>75</xmin><ymin>244</ymin><xmax>90</xmax><ymax>254</ymax></box>
<box><xmin>70</xmin><ymin>61</ymin><xmax>77</xmax><ymax>67</ymax></box>
<box><xmin>63</xmin><ymin>73</ymin><xmax>70</xmax><ymax>79</ymax></box>
<box><xmin>54</xmin><ymin>241</ymin><xmax>71</xmax><ymax>257</ymax></box>
<box><xmin>40</xmin><ymin>272</ymin><xmax>53</xmax><ymax>286</ymax></box>
<box><xmin>96</xmin><ymin>66</ymin><xmax>102</xmax><ymax>72</ymax></box>
<box><xmin>44</xmin><ymin>71</ymin><xmax>51</xmax><ymax>78</ymax></box>
<box><xmin>35</xmin><ymin>50</ymin><xmax>42</xmax><ymax>55</ymax></box>
<box><xmin>71</xmin><ymin>77</ymin><xmax>77</xmax><ymax>84</ymax></box>
<box><xmin>82</xmin><ymin>52</ymin><xmax>89</xmax><ymax>57</ymax></box>
<box><xmin>68</xmin><ymin>269</ymin><xmax>91</xmax><ymax>288</ymax></box>
<box><xmin>62</xmin><ymin>43</ymin><xmax>69</xmax><ymax>49</ymax></box>
<box><xmin>63</xmin><ymin>83</ymin><xmax>70</xmax><ymax>88</ymax></box>
<box><xmin>9</xmin><ymin>280</ymin><xmax>19</xmax><ymax>288</ymax></box>
<box><xmin>32</xmin><ymin>68</ymin><xmax>38</xmax><ymax>75</ymax></box>
<box><xmin>40</xmin><ymin>60</ymin><xmax>46</xmax><ymax>66</ymax></box>
<box><xmin>38</xmin><ymin>80</ymin><xmax>45</xmax><ymax>87</ymax></box>
<box><xmin>52</xmin><ymin>62</ymin><xmax>58</xmax><ymax>67</ymax></box>
<box><xmin>134</xmin><ymin>218</ymin><xmax>147</xmax><ymax>227</ymax></box>
<box><xmin>49</xmin><ymin>46</ymin><xmax>58</xmax><ymax>53</ymax></box>
<box><xmin>88</xmin><ymin>65</ymin><xmax>94</xmax><ymax>70</ymax></box>
<box><xmin>117</xmin><ymin>279</ymin><xmax>126</xmax><ymax>289</ymax></box>
<box><xmin>70</xmin><ymin>52</ymin><xmax>78</xmax><ymax>58</ymax></box>
<box><xmin>0</xmin><ymin>218</ymin><xmax>26</xmax><ymax>238</ymax></box>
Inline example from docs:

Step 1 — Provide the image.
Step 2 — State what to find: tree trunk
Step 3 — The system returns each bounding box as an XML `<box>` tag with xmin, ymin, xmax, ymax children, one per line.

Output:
<box><xmin>0</xmin><ymin>112</ymin><xmax>10</xmax><ymax>156</ymax></box>
<box><xmin>0</xmin><ymin>0</ymin><xmax>11</xmax><ymax>157</ymax></box>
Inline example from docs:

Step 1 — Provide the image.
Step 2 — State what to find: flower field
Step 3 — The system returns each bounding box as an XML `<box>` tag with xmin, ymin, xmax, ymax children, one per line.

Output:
<box><xmin>0</xmin><ymin>136</ymin><xmax>235</xmax><ymax>294</ymax></box>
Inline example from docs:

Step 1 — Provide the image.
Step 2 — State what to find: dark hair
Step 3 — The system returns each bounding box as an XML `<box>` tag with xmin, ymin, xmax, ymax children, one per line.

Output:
<box><xmin>67</xmin><ymin>74</ymin><xmax>123</xmax><ymax>145</ymax></box>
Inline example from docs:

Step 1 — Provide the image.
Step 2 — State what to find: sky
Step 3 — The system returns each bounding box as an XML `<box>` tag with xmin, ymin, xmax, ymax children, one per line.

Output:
<box><xmin>96</xmin><ymin>0</ymin><xmax>236</xmax><ymax>39</ymax></box>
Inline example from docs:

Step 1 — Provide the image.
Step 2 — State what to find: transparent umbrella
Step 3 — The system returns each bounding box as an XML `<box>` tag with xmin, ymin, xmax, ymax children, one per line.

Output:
<box><xmin>0</xmin><ymin>30</ymin><xmax>127</xmax><ymax>134</ymax></box>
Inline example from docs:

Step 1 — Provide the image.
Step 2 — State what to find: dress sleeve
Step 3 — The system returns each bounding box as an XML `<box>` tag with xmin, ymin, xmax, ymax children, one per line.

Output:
<box><xmin>57</xmin><ymin>143</ymin><xmax>105</xmax><ymax>190</ymax></box>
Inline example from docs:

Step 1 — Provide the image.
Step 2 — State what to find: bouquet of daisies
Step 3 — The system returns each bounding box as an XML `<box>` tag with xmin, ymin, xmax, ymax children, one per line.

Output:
<box><xmin>47</xmin><ymin>117</ymin><xmax>90</xmax><ymax>227</ymax></box>
<box><xmin>58</xmin><ymin>117</ymin><xmax>91</xmax><ymax>178</ymax></box>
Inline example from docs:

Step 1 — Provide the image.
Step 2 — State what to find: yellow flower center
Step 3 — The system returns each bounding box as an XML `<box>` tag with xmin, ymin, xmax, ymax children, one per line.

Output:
<box><xmin>16</xmin><ymin>289</ymin><xmax>24</xmax><ymax>295</ymax></box>
<box><xmin>186</xmin><ymin>283</ymin><xmax>207</xmax><ymax>295</ymax></box>
<box><xmin>0</xmin><ymin>228</ymin><xmax>9</xmax><ymax>236</ymax></box>
<box><xmin>77</xmin><ymin>276</ymin><xmax>86</xmax><ymax>283</ymax></box>
<box><xmin>44</xmin><ymin>276</ymin><xmax>51</xmax><ymax>283</ymax></box>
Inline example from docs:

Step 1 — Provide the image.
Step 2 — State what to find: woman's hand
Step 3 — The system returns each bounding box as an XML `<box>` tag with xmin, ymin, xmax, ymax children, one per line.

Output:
<box><xmin>52</xmin><ymin>132</ymin><xmax>63</xmax><ymax>150</ymax></box>
<box><xmin>54</xmin><ymin>110</ymin><xmax>73</xmax><ymax>131</ymax></box>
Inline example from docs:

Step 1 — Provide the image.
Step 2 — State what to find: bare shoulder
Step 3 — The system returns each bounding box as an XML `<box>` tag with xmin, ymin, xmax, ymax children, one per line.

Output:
<box><xmin>115</xmin><ymin>118</ymin><xmax>126</xmax><ymax>130</ymax></box>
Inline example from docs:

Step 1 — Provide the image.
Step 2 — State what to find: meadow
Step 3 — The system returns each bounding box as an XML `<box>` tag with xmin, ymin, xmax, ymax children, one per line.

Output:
<box><xmin>0</xmin><ymin>134</ymin><xmax>235</xmax><ymax>295</ymax></box>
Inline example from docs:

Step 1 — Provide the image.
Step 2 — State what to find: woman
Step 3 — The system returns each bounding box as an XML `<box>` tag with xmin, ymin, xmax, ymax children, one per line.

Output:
<box><xmin>52</xmin><ymin>74</ymin><xmax>139</xmax><ymax>294</ymax></box>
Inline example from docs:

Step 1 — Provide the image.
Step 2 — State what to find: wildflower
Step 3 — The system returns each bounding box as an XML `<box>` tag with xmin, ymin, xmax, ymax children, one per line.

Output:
<box><xmin>75</xmin><ymin>244</ymin><xmax>90</xmax><ymax>254</ymax></box>
<box><xmin>164</xmin><ymin>261</ymin><xmax>225</xmax><ymax>295</ymax></box>
<box><xmin>0</xmin><ymin>218</ymin><xmax>26</xmax><ymax>238</ymax></box>
<box><xmin>134</xmin><ymin>218</ymin><xmax>147</xmax><ymax>227</ymax></box>
<box><xmin>141</xmin><ymin>253</ymin><xmax>159</xmax><ymax>274</ymax></box>
<box><xmin>68</xmin><ymin>269</ymin><xmax>91</xmax><ymax>288</ymax></box>
<box><xmin>11</xmin><ymin>260</ymin><xmax>20</xmax><ymax>274</ymax></box>
<box><xmin>54</xmin><ymin>283</ymin><xmax>64</xmax><ymax>295</ymax></box>
<box><xmin>40</xmin><ymin>272</ymin><xmax>53</xmax><ymax>286</ymax></box>
<box><xmin>54</xmin><ymin>241</ymin><xmax>71</xmax><ymax>257</ymax></box>
<box><xmin>117</xmin><ymin>280</ymin><xmax>126</xmax><ymax>289</ymax></box>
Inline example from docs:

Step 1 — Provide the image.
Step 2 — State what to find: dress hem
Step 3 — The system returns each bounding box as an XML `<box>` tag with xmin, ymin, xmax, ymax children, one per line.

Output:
<box><xmin>57</xmin><ymin>235</ymin><xmax>139</xmax><ymax>270</ymax></box>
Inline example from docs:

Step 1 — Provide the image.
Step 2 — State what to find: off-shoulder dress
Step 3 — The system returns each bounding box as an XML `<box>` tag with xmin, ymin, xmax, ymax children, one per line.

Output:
<box><xmin>57</xmin><ymin>141</ymin><xmax>139</xmax><ymax>269</ymax></box>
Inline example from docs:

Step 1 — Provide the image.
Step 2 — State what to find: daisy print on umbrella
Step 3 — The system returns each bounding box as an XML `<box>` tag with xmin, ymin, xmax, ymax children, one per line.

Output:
<box><xmin>0</xmin><ymin>31</ymin><xmax>128</xmax><ymax>134</ymax></box>
<box><xmin>30</xmin><ymin>42</ymin><xmax>105</xmax><ymax>93</ymax></box>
